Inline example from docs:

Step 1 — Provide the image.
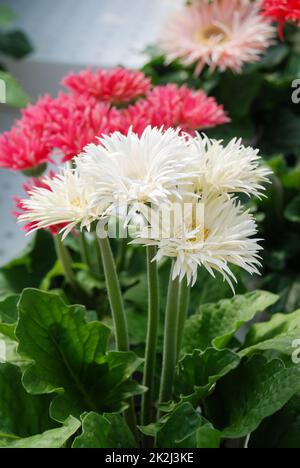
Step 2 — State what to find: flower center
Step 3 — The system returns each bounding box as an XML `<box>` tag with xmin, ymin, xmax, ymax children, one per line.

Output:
<box><xmin>194</xmin><ymin>24</ymin><xmax>228</xmax><ymax>44</ymax></box>
<box><xmin>188</xmin><ymin>225</ymin><xmax>210</xmax><ymax>244</ymax></box>
<box><xmin>70</xmin><ymin>197</ymin><xmax>83</xmax><ymax>209</ymax></box>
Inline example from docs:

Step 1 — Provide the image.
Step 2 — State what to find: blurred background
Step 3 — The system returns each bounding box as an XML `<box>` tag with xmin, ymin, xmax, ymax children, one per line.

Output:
<box><xmin>0</xmin><ymin>0</ymin><xmax>181</xmax><ymax>265</ymax></box>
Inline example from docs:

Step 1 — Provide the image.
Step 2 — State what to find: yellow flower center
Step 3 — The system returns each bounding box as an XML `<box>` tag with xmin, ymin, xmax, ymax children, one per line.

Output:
<box><xmin>194</xmin><ymin>24</ymin><xmax>228</xmax><ymax>44</ymax></box>
<box><xmin>70</xmin><ymin>197</ymin><xmax>83</xmax><ymax>209</ymax></box>
<box><xmin>188</xmin><ymin>221</ymin><xmax>210</xmax><ymax>244</ymax></box>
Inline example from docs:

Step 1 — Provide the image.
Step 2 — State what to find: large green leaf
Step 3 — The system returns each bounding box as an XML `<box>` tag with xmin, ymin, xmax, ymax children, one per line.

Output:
<box><xmin>240</xmin><ymin>309</ymin><xmax>300</xmax><ymax>359</ymax></box>
<box><xmin>16</xmin><ymin>289</ymin><xmax>144</xmax><ymax>422</ymax></box>
<box><xmin>249</xmin><ymin>395</ymin><xmax>300</xmax><ymax>448</ymax></box>
<box><xmin>142</xmin><ymin>403</ymin><xmax>220</xmax><ymax>448</ymax></box>
<box><xmin>0</xmin><ymin>231</ymin><xmax>56</xmax><ymax>300</ymax></box>
<box><xmin>73</xmin><ymin>412</ymin><xmax>136</xmax><ymax>448</ymax></box>
<box><xmin>244</xmin><ymin>309</ymin><xmax>300</xmax><ymax>347</ymax></box>
<box><xmin>175</xmin><ymin>348</ymin><xmax>240</xmax><ymax>404</ymax></box>
<box><xmin>0</xmin><ymin>363</ymin><xmax>55</xmax><ymax>440</ymax></box>
<box><xmin>182</xmin><ymin>291</ymin><xmax>278</xmax><ymax>353</ymax></box>
<box><xmin>0</xmin><ymin>416</ymin><xmax>80</xmax><ymax>449</ymax></box>
<box><xmin>0</xmin><ymin>71</ymin><xmax>30</xmax><ymax>107</ymax></box>
<box><xmin>206</xmin><ymin>355</ymin><xmax>300</xmax><ymax>438</ymax></box>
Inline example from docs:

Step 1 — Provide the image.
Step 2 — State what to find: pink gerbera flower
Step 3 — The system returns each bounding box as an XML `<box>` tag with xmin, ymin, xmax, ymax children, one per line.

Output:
<box><xmin>43</xmin><ymin>93</ymin><xmax>124</xmax><ymax>162</ymax></box>
<box><xmin>62</xmin><ymin>68</ymin><xmax>151</xmax><ymax>104</ymax></box>
<box><xmin>160</xmin><ymin>0</ymin><xmax>275</xmax><ymax>75</ymax></box>
<box><xmin>14</xmin><ymin>172</ymin><xmax>66</xmax><ymax>235</ymax></box>
<box><xmin>262</xmin><ymin>0</ymin><xmax>300</xmax><ymax>38</ymax></box>
<box><xmin>123</xmin><ymin>84</ymin><xmax>229</xmax><ymax>134</ymax></box>
<box><xmin>0</xmin><ymin>126</ymin><xmax>51</xmax><ymax>171</ymax></box>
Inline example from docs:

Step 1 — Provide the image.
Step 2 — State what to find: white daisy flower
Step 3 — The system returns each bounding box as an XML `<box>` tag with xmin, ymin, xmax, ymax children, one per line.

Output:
<box><xmin>18</xmin><ymin>168</ymin><xmax>105</xmax><ymax>238</ymax></box>
<box><xmin>189</xmin><ymin>134</ymin><xmax>272</xmax><ymax>197</ymax></box>
<box><xmin>76</xmin><ymin>126</ymin><xmax>198</xmax><ymax>213</ymax></box>
<box><xmin>133</xmin><ymin>195</ymin><xmax>263</xmax><ymax>289</ymax></box>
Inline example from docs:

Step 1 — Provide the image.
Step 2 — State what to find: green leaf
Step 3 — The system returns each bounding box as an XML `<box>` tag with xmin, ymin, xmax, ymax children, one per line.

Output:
<box><xmin>206</xmin><ymin>119</ymin><xmax>256</xmax><ymax>145</ymax></box>
<box><xmin>0</xmin><ymin>363</ymin><xmax>55</xmax><ymax>440</ymax></box>
<box><xmin>206</xmin><ymin>355</ymin><xmax>300</xmax><ymax>438</ymax></box>
<box><xmin>0</xmin><ymin>71</ymin><xmax>30</xmax><ymax>107</ymax></box>
<box><xmin>175</xmin><ymin>348</ymin><xmax>241</xmax><ymax>403</ymax></box>
<box><xmin>0</xmin><ymin>294</ymin><xmax>19</xmax><ymax>339</ymax></box>
<box><xmin>216</xmin><ymin>72</ymin><xmax>262</xmax><ymax>120</ymax></box>
<box><xmin>0</xmin><ymin>30</ymin><xmax>33</xmax><ymax>59</ymax></box>
<box><xmin>182</xmin><ymin>291</ymin><xmax>278</xmax><ymax>353</ymax></box>
<box><xmin>16</xmin><ymin>289</ymin><xmax>144</xmax><ymax>422</ymax></box>
<box><xmin>0</xmin><ymin>416</ymin><xmax>80</xmax><ymax>449</ymax></box>
<box><xmin>0</xmin><ymin>295</ymin><xmax>28</xmax><ymax>366</ymax></box>
<box><xmin>143</xmin><ymin>403</ymin><xmax>221</xmax><ymax>448</ymax></box>
<box><xmin>262</xmin><ymin>109</ymin><xmax>300</xmax><ymax>154</ymax></box>
<box><xmin>285</xmin><ymin>196</ymin><xmax>300</xmax><ymax>223</ymax></box>
<box><xmin>0</xmin><ymin>294</ymin><xmax>18</xmax><ymax>324</ymax></box>
<box><xmin>259</xmin><ymin>44</ymin><xmax>289</xmax><ymax>69</ymax></box>
<box><xmin>0</xmin><ymin>6</ymin><xmax>16</xmax><ymax>26</ymax></box>
<box><xmin>240</xmin><ymin>309</ymin><xmax>300</xmax><ymax>359</ymax></box>
<box><xmin>73</xmin><ymin>412</ymin><xmax>136</xmax><ymax>448</ymax></box>
<box><xmin>0</xmin><ymin>231</ymin><xmax>56</xmax><ymax>300</ymax></box>
<box><xmin>249</xmin><ymin>395</ymin><xmax>300</xmax><ymax>448</ymax></box>
<box><xmin>244</xmin><ymin>309</ymin><xmax>300</xmax><ymax>348</ymax></box>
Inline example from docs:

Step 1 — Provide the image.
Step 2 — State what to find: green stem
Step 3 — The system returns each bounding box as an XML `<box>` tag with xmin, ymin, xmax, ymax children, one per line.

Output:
<box><xmin>97</xmin><ymin>236</ymin><xmax>138</xmax><ymax>441</ymax></box>
<box><xmin>116</xmin><ymin>237</ymin><xmax>128</xmax><ymax>272</ymax></box>
<box><xmin>141</xmin><ymin>246</ymin><xmax>160</xmax><ymax>430</ymax></box>
<box><xmin>159</xmin><ymin>265</ymin><xmax>180</xmax><ymax>409</ymax></box>
<box><xmin>54</xmin><ymin>235</ymin><xmax>77</xmax><ymax>289</ymax></box>
<box><xmin>97</xmin><ymin>236</ymin><xmax>129</xmax><ymax>351</ymax></box>
<box><xmin>177</xmin><ymin>281</ymin><xmax>190</xmax><ymax>359</ymax></box>
<box><xmin>78</xmin><ymin>230</ymin><xmax>91</xmax><ymax>268</ymax></box>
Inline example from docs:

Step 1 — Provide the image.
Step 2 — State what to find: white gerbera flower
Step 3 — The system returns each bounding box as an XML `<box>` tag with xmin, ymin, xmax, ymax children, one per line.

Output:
<box><xmin>133</xmin><ymin>195</ymin><xmax>262</xmax><ymax>289</ymax></box>
<box><xmin>76</xmin><ymin>126</ymin><xmax>197</xmax><ymax>212</ymax></box>
<box><xmin>190</xmin><ymin>134</ymin><xmax>272</xmax><ymax>197</ymax></box>
<box><xmin>18</xmin><ymin>168</ymin><xmax>105</xmax><ymax>238</ymax></box>
<box><xmin>160</xmin><ymin>0</ymin><xmax>275</xmax><ymax>75</ymax></box>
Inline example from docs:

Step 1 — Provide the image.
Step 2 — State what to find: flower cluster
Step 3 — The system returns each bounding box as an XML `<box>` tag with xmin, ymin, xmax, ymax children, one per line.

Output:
<box><xmin>0</xmin><ymin>68</ymin><xmax>228</xmax><ymax>171</ymax></box>
<box><xmin>19</xmin><ymin>126</ymin><xmax>271</xmax><ymax>289</ymax></box>
<box><xmin>262</xmin><ymin>0</ymin><xmax>300</xmax><ymax>38</ymax></box>
<box><xmin>160</xmin><ymin>0</ymin><xmax>275</xmax><ymax>74</ymax></box>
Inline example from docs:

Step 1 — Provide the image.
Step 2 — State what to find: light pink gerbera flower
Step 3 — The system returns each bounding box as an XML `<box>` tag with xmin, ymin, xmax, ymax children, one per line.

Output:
<box><xmin>62</xmin><ymin>68</ymin><xmax>151</xmax><ymax>104</ymax></box>
<box><xmin>160</xmin><ymin>0</ymin><xmax>275</xmax><ymax>75</ymax></box>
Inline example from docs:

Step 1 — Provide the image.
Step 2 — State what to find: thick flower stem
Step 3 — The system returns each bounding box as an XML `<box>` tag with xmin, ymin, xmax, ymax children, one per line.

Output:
<box><xmin>159</xmin><ymin>266</ymin><xmax>180</xmax><ymax>411</ymax></box>
<box><xmin>97</xmin><ymin>236</ymin><xmax>138</xmax><ymax>440</ymax></box>
<box><xmin>141</xmin><ymin>246</ymin><xmax>160</xmax><ymax>430</ymax></box>
<box><xmin>97</xmin><ymin>236</ymin><xmax>129</xmax><ymax>351</ymax></box>
<box><xmin>78</xmin><ymin>230</ymin><xmax>91</xmax><ymax>270</ymax></box>
<box><xmin>176</xmin><ymin>280</ymin><xmax>190</xmax><ymax>359</ymax></box>
<box><xmin>54</xmin><ymin>235</ymin><xmax>77</xmax><ymax>289</ymax></box>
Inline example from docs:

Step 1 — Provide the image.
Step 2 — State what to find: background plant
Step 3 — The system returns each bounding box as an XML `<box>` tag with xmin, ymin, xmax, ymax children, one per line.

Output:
<box><xmin>0</xmin><ymin>4</ymin><xmax>32</xmax><ymax>107</ymax></box>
